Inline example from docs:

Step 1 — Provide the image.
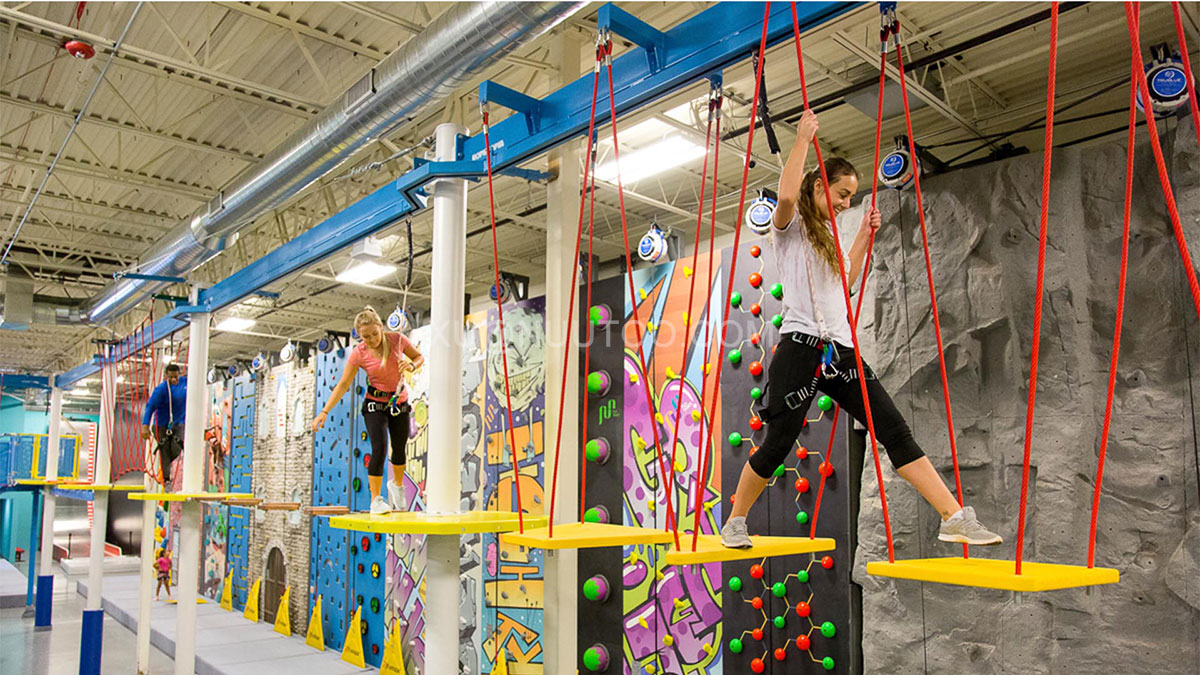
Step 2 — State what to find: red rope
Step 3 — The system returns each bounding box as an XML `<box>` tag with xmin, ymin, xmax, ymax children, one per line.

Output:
<box><xmin>1088</xmin><ymin>70</ymin><xmax>1137</xmax><ymax>569</ymax></box>
<box><xmin>808</xmin><ymin>407</ymin><xmax>839</xmax><ymax>539</ymax></box>
<box><xmin>665</xmin><ymin>89</ymin><xmax>717</xmax><ymax>543</ymax></box>
<box><xmin>1171</xmin><ymin>2</ymin><xmax>1200</xmax><ymax>151</ymax></box>
<box><xmin>546</xmin><ymin>47</ymin><xmax>602</xmax><ymax>537</ymax></box>
<box><xmin>481</xmin><ymin>111</ymin><xmax>526</xmax><ymax>533</ymax></box>
<box><xmin>602</xmin><ymin>40</ymin><xmax>680</xmax><ymax>546</ymax></box>
<box><xmin>580</xmin><ymin>120</ymin><xmax>600</xmax><ymax>524</ymax></box>
<box><xmin>691</xmin><ymin>3</ymin><xmax>770</xmax><ymax>552</ymax></box>
<box><xmin>1015</xmin><ymin>2</ymin><xmax>1059</xmax><ymax>575</ymax></box>
<box><xmin>1126</xmin><ymin>3</ymin><xmax>1200</xmax><ymax>325</ymax></box>
<box><xmin>790</xmin><ymin>1</ymin><xmax>895</xmax><ymax>561</ymax></box>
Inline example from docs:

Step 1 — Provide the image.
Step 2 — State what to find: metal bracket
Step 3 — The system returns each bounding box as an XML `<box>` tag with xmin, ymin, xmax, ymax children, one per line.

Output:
<box><xmin>499</xmin><ymin>167</ymin><xmax>554</xmax><ymax>183</ymax></box>
<box><xmin>163</xmin><ymin>304</ymin><xmax>208</xmax><ymax>320</ymax></box>
<box><xmin>113</xmin><ymin>272</ymin><xmax>187</xmax><ymax>283</ymax></box>
<box><xmin>598</xmin><ymin>4</ymin><xmax>667</xmax><ymax>73</ymax></box>
<box><xmin>478</xmin><ymin>81</ymin><xmax>544</xmax><ymax>135</ymax></box>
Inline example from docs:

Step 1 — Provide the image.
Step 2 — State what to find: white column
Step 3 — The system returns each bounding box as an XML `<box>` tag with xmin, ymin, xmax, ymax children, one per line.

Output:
<box><xmin>39</xmin><ymin>382</ymin><xmax>63</xmax><ymax>574</ymax></box>
<box><xmin>137</xmin><ymin>356</ymin><xmax>158</xmax><ymax>672</ymax></box>
<box><xmin>86</xmin><ymin>367</ymin><xmax>114</xmax><ymax>611</ymax></box>
<box><xmin>425</xmin><ymin>121</ymin><xmax>467</xmax><ymax>675</ymax></box>
<box><xmin>543</xmin><ymin>27</ymin><xmax>582</xmax><ymax>675</ymax></box>
<box><xmin>175</xmin><ymin>306</ymin><xmax>209</xmax><ymax>675</ymax></box>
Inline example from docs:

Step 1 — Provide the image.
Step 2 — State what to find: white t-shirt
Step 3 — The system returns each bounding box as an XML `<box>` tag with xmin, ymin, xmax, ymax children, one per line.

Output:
<box><xmin>770</xmin><ymin>209</ymin><xmax>859</xmax><ymax>348</ymax></box>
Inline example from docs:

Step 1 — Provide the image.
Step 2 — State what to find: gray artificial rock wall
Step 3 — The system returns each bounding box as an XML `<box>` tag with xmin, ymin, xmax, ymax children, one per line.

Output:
<box><xmin>852</xmin><ymin>124</ymin><xmax>1200</xmax><ymax>674</ymax></box>
<box><xmin>248</xmin><ymin>361</ymin><xmax>315</xmax><ymax>634</ymax></box>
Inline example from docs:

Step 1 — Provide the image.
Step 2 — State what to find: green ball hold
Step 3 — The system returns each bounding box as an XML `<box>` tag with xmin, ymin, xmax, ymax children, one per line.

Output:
<box><xmin>771</xmin><ymin>314</ymin><xmax>783</xmax><ymax>328</ymax></box>
<box><xmin>821</xmin><ymin>621</ymin><xmax>836</xmax><ymax>638</ymax></box>
<box><xmin>797</xmin><ymin>570</ymin><xmax>810</xmax><ymax>583</ymax></box>
<box><xmin>589</xmin><ymin>306</ymin><xmax>604</xmax><ymax>326</ymax></box>
<box><xmin>728</xmin><ymin>349</ymin><xmax>742</xmax><ymax>365</ymax></box>
<box><xmin>585</xmin><ymin>440</ymin><xmax>601</xmax><ymax>462</ymax></box>
<box><xmin>582</xmin><ymin>647</ymin><xmax>604</xmax><ymax>671</ymax></box>
<box><xmin>772</xmin><ymin>582</ymin><xmax>787</xmax><ymax>598</ymax></box>
<box><xmin>750</xmin><ymin>387</ymin><xmax>763</xmax><ymax>400</ymax></box>
<box><xmin>773</xmin><ymin>615</ymin><xmax>786</xmax><ymax>629</ymax></box>
<box><xmin>730</xmin><ymin>292</ymin><xmax>743</xmax><ymax>308</ymax></box>
<box><xmin>728</xmin><ymin>576</ymin><xmax>743</xmax><ymax>592</ymax></box>
<box><xmin>796</xmin><ymin>510</ymin><xmax>809</xmax><ymax>525</ymax></box>
<box><xmin>823</xmin><ymin>656</ymin><xmax>836</xmax><ymax>670</ymax></box>
<box><xmin>729</xmin><ymin>638</ymin><xmax>744</xmax><ymax>654</ymax></box>
<box><xmin>770</xmin><ymin>282</ymin><xmax>784</xmax><ymax>299</ymax></box>
<box><xmin>773</xmin><ymin>464</ymin><xmax>785</xmax><ymax>478</ymax></box>
<box><xmin>587</xmin><ymin>372</ymin><xmax>606</xmax><ymax>395</ymax></box>
<box><xmin>817</xmin><ymin>395</ymin><xmax>833</xmax><ymax>412</ymax></box>
<box><xmin>584</xmin><ymin>507</ymin><xmax>602</xmax><ymax>523</ymax></box>
<box><xmin>728</xmin><ymin>432</ymin><xmax>743</xmax><ymax>447</ymax></box>
<box><xmin>583</xmin><ymin>578</ymin><xmax>604</xmax><ymax>602</ymax></box>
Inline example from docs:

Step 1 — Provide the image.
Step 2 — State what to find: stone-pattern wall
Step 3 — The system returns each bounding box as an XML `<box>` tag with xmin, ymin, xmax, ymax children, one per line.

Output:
<box><xmin>853</xmin><ymin>126</ymin><xmax>1200</xmax><ymax>673</ymax></box>
<box><xmin>249</xmin><ymin>361</ymin><xmax>316</xmax><ymax>634</ymax></box>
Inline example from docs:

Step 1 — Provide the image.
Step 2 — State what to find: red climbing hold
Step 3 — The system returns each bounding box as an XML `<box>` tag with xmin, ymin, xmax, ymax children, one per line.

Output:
<box><xmin>795</xmin><ymin>601</ymin><xmax>811</xmax><ymax>618</ymax></box>
<box><xmin>750</xmin><ymin>245</ymin><xmax>761</xmax><ymax>258</ymax></box>
<box><xmin>751</xmin><ymin>596</ymin><xmax>763</xmax><ymax>610</ymax></box>
<box><xmin>749</xmin><ymin>272</ymin><xmax>763</xmax><ymax>287</ymax></box>
<box><xmin>796</xmin><ymin>634</ymin><xmax>811</xmax><ymax>651</ymax></box>
<box><xmin>796</xmin><ymin>446</ymin><xmax>809</xmax><ymax>460</ymax></box>
<box><xmin>774</xmin><ymin>647</ymin><xmax>787</xmax><ymax>661</ymax></box>
<box><xmin>750</xmin><ymin>564</ymin><xmax>765</xmax><ymax>580</ymax></box>
<box><xmin>750</xmin><ymin>332</ymin><xmax>761</xmax><ymax>345</ymax></box>
<box><xmin>821</xmin><ymin>556</ymin><xmax>834</xmax><ymax>569</ymax></box>
<box><xmin>752</xmin><ymin>628</ymin><xmax>764</xmax><ymax>641</ymax></box>
<box><xmin>749</xmin><ymin>362</ymin><xmax>763</xmax><ymax>377</ymax></box>
<box><xmin>795</xmin><ymin>477</ymin><xmax>810</xmax><ymax>493</ymax></box>
<box><xmin>751</xmin><ymin>658</ymin><xmax>765</xmax><ymax>673</ymax></box>
<box><xmin>818</xmin><ymin>461</ymin><xmax>834</xmax><ymax>477</ymax></box>
<box><xmin>749</xmin><ymin>416</ymin><xmax>763</xmax><ymax>431</ymax></box>
<box><xmin>749</xmin><ymin>303</ymin><xmax>762</xmax><ymax>316</ymax></box>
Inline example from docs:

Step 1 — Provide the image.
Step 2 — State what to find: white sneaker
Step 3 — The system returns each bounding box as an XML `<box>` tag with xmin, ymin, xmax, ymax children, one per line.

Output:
<box><xmin>938</xmin><ymin>506</ymin><xmax>1002</xmax><ymax>546</ymax></box>
<box><xmin>369</xmin><ymin>495</ymin><xmax>392</xmax><ymax>515</ymax></box>
<box><xmin>387</xmin><ymin>481</ymin><xmax>406</xmax><ymax>512</ymax></box>
<box><xmin>720</xmin><ymin>516</ymin><xmax>753</xmax><ymax>549</ymax></box>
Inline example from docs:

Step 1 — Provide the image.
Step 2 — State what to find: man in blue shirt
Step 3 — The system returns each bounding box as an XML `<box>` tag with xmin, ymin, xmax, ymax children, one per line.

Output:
<box><xmin>141</xmin><ymin>363</ymin><xmax>187</xmax><ymax>485</ymax></box>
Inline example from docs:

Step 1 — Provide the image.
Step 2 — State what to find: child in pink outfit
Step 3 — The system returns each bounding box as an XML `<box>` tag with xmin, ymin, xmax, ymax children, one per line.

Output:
<box><xmin>155</xmin><ymin>549</ymin><xmax>172</xmax><ymax>600</ymax></box>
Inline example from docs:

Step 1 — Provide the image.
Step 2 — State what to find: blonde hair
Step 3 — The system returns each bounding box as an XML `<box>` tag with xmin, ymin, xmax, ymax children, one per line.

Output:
<box><xmin>355</xmin><ymin>305</ymin><xmax>390</xmax><ymax>363</ymax></box>
<box><xmin>795</xmin><ymin>157</ymin><xmax>859</xmax><ymax>273</ymax></box>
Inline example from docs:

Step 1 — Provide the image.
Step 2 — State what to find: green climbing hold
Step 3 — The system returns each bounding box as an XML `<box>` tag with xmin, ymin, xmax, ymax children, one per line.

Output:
<box><xmin>772</xmin><ymin>582</ymin><xmax>787</xmax><ymax>598</ymax></box>
<box><xmin>797</xmin><ymin>570</ymin><xmax>810</xmax><ymax>583</ymax></box>
<box><xmin>731</xmin><ymin>292</ymin><xmax>742</xmax><ymax>308</ymax></box>
<box><xmin>589</xmin><ymin>306</ymin><xmax>604</xmax><ymax>325</ymax></box>
<box><xmin>728</xmin><ymin>576</ymin><xmax>743</xmax><ymax>592</ymax></box>
<box><xmin>352</xmin><ymin>477</ymin><xmax>361</xmax><ymax>492</ymax></box>
<box><xmin>584</xmin><ymin>507</ymin><xmax>603</xmax><ymax>523</ymax></box>
<box><xmin>770</xmin><ymin>282</ymin><xmax>784</xmax><ymax>299</ymax></box>
<box><xmin>822</xmin><ymin>656</ymin><xmax>836</xmax><ymax>670</ymax></box>
<box><xmin>728</xmin><ymin>432</ymin><xmax>743</xmax><ymax>447</ymax></box>
<box><xmin>771</xmin><ymin>314</ymin><xmax>783</xmax><ymax>328</ymax></box>
<box><xmin>750</xmin><ymin>387</ymin><xmax>763</xmax><ymax>400</ymax></box>
<box><xmin>773</xmin><ymin>464</ymin><xmax>785</xmax><ymax>478</ymax></box>
<box><xmin>587</xmin><ymin>372</ymin><xmax>606</xmax><ymax>395</ymax></box>
<box><xmin>817</xmin><ymin>395</ymin><xmax>833</xmax><ymax>412</ymax></box>
<box><xmin>773</xmin><ymin>615</ymin><xmax>786</xmax><ymax>629</ymax></box>
<box><xmin>728</xmin><ymin>349</ymin><xmax>742</xmax><ymax>365</ymax></box>
<box><xmin>585</xmin><ymin>440</ymin><xmax>602</xmax><ymax>462</ymax></box>
<box><xmin>583</xmin><ymin>578</ymin><xmax>603</xmax><ymax>602</ymax></box>
<box><xmin>821</xmin><ymin>621</ymin><xmax>836</xmax><ymax>638</ymax></box>
<box><xmin>729</xmin><ymin>638</ymin><xmax>744</xmax><ymax>654</ymax></box>
<box><xmin>582</xmin><ymin>647</ymin><xmax>604</xmax><ymax>671</ymax></box>
<box><xmin>796</xmin><ymin>510</ymin><xmax>809</xmax><ymax>525</ymax></box>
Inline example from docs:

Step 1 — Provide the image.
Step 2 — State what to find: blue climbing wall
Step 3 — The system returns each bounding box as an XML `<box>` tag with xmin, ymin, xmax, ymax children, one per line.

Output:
<box><xmin>34</xmin><ymin>435</ymin><xmax>78</xmax><ymax>478</ymax></box>
<box><xmin>12</xmin><ymin>435</ymin><xmax>34</xmax><ymax>480</ymax></box>
<box><xmin>227</xmin><ymin>374</ymin><xmax>255</xmax><ymax>610</ymax></box>
<box><xmin>347</xmin><ymin>366</ymin><xmax>386</xmax><ymax>666</ymax></box>
<box><xmin>0</xmin><ymin>435</ymin><xmax>13</xmax><ymax>485</ymax></box>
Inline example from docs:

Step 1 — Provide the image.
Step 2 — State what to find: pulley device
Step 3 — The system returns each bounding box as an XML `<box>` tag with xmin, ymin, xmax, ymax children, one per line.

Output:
<box><xmin>637</xmin><ymin>221</ymin><xmax>669</xmax><ymax>263</ymax></box>
<box><xmin>878</xmin><ymin>135</ymin><xmax>919</xmax><ymax>190</ymax></box>
<box><xmin>745</xmin><ymin>187</ymin><xmax>779</xmax><ymax>236</ymax></box>
<box><xmin>1137</xmin><ymin>43</ymin><xmax>1189</xmax><ymax>114</ymax></box>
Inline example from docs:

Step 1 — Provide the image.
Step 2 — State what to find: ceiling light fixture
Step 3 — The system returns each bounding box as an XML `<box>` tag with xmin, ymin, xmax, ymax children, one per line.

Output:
<box><xmin>594</xmin><ymin>135</ymin><xmax>707</xmax><ymax>184</ymax></box>
<box><xmin>215</xmin><ymin>317</ymin><xmax>256</xmax><ymax>333</ymax></box>
<box><xmin>336</xmin><ymin>236</ymin><xmax>396</xmax><ymax>285</ymax></box>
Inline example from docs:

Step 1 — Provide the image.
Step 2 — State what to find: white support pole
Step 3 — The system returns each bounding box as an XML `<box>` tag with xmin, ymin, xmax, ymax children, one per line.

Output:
<box><xmin>34</xmin><ymin>380</ymin><xmax>63</xmax><ymax>628</ymax></box>
<box><xmin>174</xmin><ymin>303</ymin><xmax>209</xmax><ymax>675</ymax></box>
<box><xmin>543</xmin><ymin>27</ymin><xmax>583</xmax><ymax>675</ymax></box>
<box><xmin>87</xmin><ymin>365</ymin><xmax>113</xmax><ymax>610</ymax></box>
<box><xmin>137</xmin><ymin>354</ymin><xmax>158</xmax><ymax>673</ymax></box>
<box><xmin>425</xmin><ymin>121</ymin><xmax>467</xmax><ymax>675</ymax></box>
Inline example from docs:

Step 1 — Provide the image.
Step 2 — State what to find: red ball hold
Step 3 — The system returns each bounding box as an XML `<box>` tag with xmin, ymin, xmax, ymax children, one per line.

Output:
<box><xmin>749</xmin><ymin>362</ymin><xmax>764</xmax><ymax>377</ymax></box>
<box><xmin>750</xmin><ymin>332</ymin><xmax>761</xmax><ymax>345</ymax></box>
<box><xmin>796</xmin><ymin>634</ymin><xmax>811</xmax><ymax>650</ymax></box>
<box><xmin>796</xmin><ymin>446</ymin><xmax>809</xmax><ymax>460</ymax></box>
<box><xmin>750</xmin><ymin>564</ymin><xmax>765</xmax><ymax>580</ymax></box>
<box><xmin>749</xmin><ymin>416</ymin><xmax>763</xmax><ymax>431</ymax></box>
<box><xmin>774</xmin><ymin>647</ymin><xmax>787</xmax><ymax>661</ymax></box>
<box><xmin>795</xmin><ymin>601</ymin><xmax>811</xmax><ymax>618</ymax></box>
<box><xmin>749</xmin><ymin>446</ymin><xmax>758</xmax><ymax>456</ymax></box>
<box><xmin>819</xmin><ymin>461</ymin><xmax>834</xmax><ymax>477</ymax></box>
<box><xmin>751</xmin><ymin>658</ymin><xmax>766</xmax><ymax>673</ymax></box>
<box><xmin>749</xmin><ymin>272</ymin><xmax>763</xmax><ymax>288</ymax></box>
<box><xmin>821</xmin><ymin>555</ymin><xmax>835</xmax><ymax>569</ymax></box>
<box><xmin>795</xmin><ymin>477</ymin><xmax>810</xmax><ymax>493</ymax></box>
<box><xmin>749</xmin><ymin>303</ymin><xmax>762</xmax><ymax>316</ymax></box>
<box><xmin>751</xmin><ymin>596</ymin><xmax>763</xmax><ymax>610</ymax></box>
<box><xmin>752</xmin><ymin>628</ymin><xmax>764</xmax><ymax>641</ymax></box>
<box><xmin>750</xmin><ymin>245</ymin><xmax>761</xmax><ymax>258</ymax></box>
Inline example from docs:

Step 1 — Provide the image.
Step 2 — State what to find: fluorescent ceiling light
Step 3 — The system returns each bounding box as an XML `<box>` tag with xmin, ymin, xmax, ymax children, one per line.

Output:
<box><xmin>336</xmin><ymin>260</ymin><xmax>397</xmax><ymax>285</ymax></box>
<box><xmin>215</xmin><ymin>317</ymin><xmax>256</xmax><ymax>333</ymax></box>
<box><xmin>71</xmin><ymin>387</ymin><xmax>88</xmax><ymax>395</ymax></box>
<box><xmin>594</xmin><ymin>136</ymin><xmax>707</xmax><ymax>184</ymax></box>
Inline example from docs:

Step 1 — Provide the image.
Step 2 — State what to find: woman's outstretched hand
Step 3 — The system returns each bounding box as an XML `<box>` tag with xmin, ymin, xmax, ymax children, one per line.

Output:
<box><xmin>862</xmin><ymin>206</ymin><xmax>881</xmax><ymax>233</ymax></box>
<box><xmin>312</xmin><ymin>411</ymin><xmax>327</xmax><ymax>432</ymax></box>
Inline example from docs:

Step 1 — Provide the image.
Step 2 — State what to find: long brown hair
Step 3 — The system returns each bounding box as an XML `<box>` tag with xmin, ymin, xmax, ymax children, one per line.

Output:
<box><xmin>795</xmin><ymin>157</ymin><xmax>859</xmax><ymax>272</ymax></box>
<box><xmin>354</xmin><ymin>305</ymin><xmax>390</xmax><ymax>363</ymax></box>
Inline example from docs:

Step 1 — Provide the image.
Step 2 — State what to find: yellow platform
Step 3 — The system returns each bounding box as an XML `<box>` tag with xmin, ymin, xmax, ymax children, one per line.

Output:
<box><xmin>505</xmin><ymin>522</ymin><xmax>676</xmax><ymax>550</ymax></box>
<box><xmin>328</xmin><ymin>511</ymin><xmax>549</xmax><ymax>535</ymax></box>
<box><xmin>128</xmin><ymin>492</ymin><xmax>253</xmax><ymax>502</ymax></box>
<box><xmin>16</xmin><ymin>478</ymin><xmax>88</xmax><ymax>486</ymax></box>
<box><xmin>57</xmin><ymin>484</ymin><xmax>143</xmax><ymax>492</ymax></box>
<box><xmin>866</xmin><ymin>557</ymin><xmax>1120</xmax><ymax>592</ymax></box>
<box><xmin>663</xmin><ymin>535</ymin><xmax>836</xmax><ymax>566</ymax></box>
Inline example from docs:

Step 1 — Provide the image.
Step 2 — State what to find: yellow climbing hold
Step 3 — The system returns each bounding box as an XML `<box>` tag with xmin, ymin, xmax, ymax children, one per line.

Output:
<box><xmin>683</xmin><ymin>266</ymin><xmax>693</xmax><ymax>277</ymax></box>
<box><xmin>635</xmin><ymin>437</ymin><xmax>646</xmax><ymax>450</ymax></box>
<box><xmin>646</xmin><ymin>665</ymin><xmax>657</xmax><ymax>674</ymax></box>
<box><xmin>647</xmin><ymin>321</ymin><xmax>656</xmax><ymax>331</ymax></box>
<box><xmin>638</xmin><ymin>617</ymin><xmax>649</xmax><ymax>629</ymax></box>
<box><xmin>655</xmin><ymin>413</ymin><xmax>664</xmax><ymax>424</ymax></box>
<box><xmin>674</xmin><ymin>456</ymin><xmax>686</xmax><ymax>472</ymax></box>
<box><xmin>682</xmin><ymin>311</ymin><xmax>690</xmax><ymax>323</ymax></box>
<box><xmin>630</xmin><ymin>373</ymin><xmax>639</xmax><ymax>384</ymax></box>
<box><xmin>703</xmin><ymin>364</ymin><xmax>711</xmax><ymax>374</ymax></box>
<box><xmin>663</xmin><ymin>635</ymin><xmax>674</xmax><ymax>647</ymax></box>
<box><xmin>665</xmin><ymin>366</ymin><xmax>676</xmax><ymax>379</ymax></box>
<box><xmin>639</xmin><ymin>289</ymin><xmax>647</xmax><ymax>300</ymax></box>
<box><xmin>692</xmin><ymin>410</ymin><xmax>702</xmax><ymax>421</ymax></box>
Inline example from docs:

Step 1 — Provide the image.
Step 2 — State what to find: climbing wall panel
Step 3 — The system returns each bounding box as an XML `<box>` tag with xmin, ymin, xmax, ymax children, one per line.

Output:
<box><xmin>227</xmin><ymin>373</ymin><xmax>255</xmax><ymax>610</ymax></box>
<box><xmin>311</xmin><ymin>348</ymin><xmax>352</xmax><ymax>650</ymax></box>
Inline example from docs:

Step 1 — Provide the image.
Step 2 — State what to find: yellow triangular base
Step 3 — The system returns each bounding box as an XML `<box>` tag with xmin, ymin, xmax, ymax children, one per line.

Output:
<box><xmin>866</xmin><ymin>557</ymin><xmax>1120</xmax><ymax>592</ymax></box>
<box><xmin>341</xmin><ymin>606</ymin><xmax>366</xmax><ymax>668</ymax></box>
<box><xmin>494</xmin><ymin>648</ymin><xmax>509</xmax><ymax>675</ymax></box>
<box><xmin>305</xmin><ymin>595</ymin><xmax>325</xmax><ymax>651</ymax></box>
<box><xmin>379</xmin><ymin>620</ymin><xmax>407</xmax><ymax>674</ymax></box>
<box><xmin>243</xmin><ymin>578</ymin><xmax>261</xmax><ymax>622</ymax></box>
<box><xmin>219</xmin><ymin>572</ymin><xmax>233</xmax><ymax>611</ymax></box>
<box><xmin>274</xmin><ymin>587</ymin><xmax>291</xmax><ymax>636</ymax></box>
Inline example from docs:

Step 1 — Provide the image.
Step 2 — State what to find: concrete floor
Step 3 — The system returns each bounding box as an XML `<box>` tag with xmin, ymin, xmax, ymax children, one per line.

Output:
<box><xmin>0</xmin><ymin>573</ymin><xmax>176</xmax><ymax>674</ymax></box>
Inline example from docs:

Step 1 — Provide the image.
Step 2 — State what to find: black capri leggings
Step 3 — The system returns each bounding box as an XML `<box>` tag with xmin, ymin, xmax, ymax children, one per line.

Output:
<box><xmin>749</xmin><ymin>333</ymin><xmax>924</xmax><ymax>478</ymax></box>
<box><xmin>361</xmin><ymin>399</ymin><xmax>410</xmax><ymax>476</ymax></box>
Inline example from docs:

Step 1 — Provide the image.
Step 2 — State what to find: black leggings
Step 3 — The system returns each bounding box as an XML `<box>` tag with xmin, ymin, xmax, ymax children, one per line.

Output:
<box><xmin>749</xmin><ymin>333</ymin><xmax>924</xmax><ymax>478</ymax></box>
<box><xmin>361</xmin><ymin>400</ymin><xmax>410</xmax><ymax>477</ymax></box>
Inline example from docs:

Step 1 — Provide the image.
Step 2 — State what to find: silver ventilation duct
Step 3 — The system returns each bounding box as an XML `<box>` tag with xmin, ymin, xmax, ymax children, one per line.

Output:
<box><xmin>86</xmin><ymin>1</ymin><xmax>584</xmax><ymax>324</ymax></box>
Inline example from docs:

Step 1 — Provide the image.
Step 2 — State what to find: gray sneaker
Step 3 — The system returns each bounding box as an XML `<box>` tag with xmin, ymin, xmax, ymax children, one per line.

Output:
<box><xmin>938</xmin><ymin>506</ymin><xmax>1002</xmax><ymax>546</ymax></box>
<box><xmin>721</xmin><ymin>516</ymin><xmax>753</xmax><ymax>549</ymax></box>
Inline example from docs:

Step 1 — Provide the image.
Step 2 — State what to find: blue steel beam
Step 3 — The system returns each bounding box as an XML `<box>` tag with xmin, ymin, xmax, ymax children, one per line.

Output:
<box><xmin>56</xmin><ymin>2</ymin><xmax>856</xmax><ymax>389</ymax></box>
<box><xmin>0</xmin><ymin>374</ymin><xmax>50</xmax><ymax>390</ymax></box>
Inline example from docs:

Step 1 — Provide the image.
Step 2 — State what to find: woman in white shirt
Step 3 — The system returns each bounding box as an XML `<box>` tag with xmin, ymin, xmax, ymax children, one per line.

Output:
<box><xmin>720</xmin><ymin>111</ymin><xmax>1001</xmax><ymax>549</ymax></box>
